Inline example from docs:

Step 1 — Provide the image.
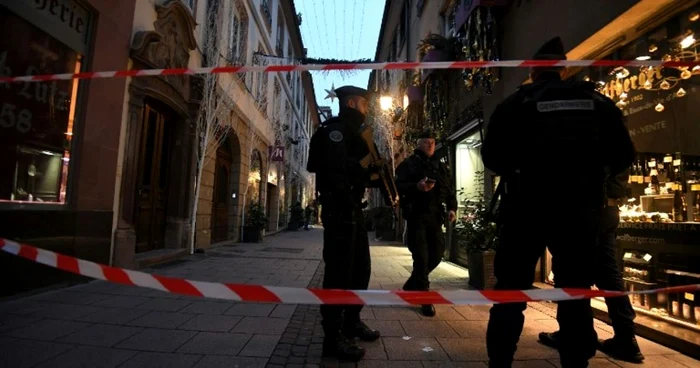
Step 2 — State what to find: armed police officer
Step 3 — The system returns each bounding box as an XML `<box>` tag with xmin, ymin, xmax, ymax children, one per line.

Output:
<box><xmin>481</xmin><ymin>37</ymin><xmax>635</xmax><ymax>368</ymax></box>
<box><xmin>306</xmin><ymin>85</ymin><xmax>381</xmax><ymax>362</ymax></box>
<box><xmin>396</xmin><ymin>129</ymin><xmax>458</xmax><ymax>317</ymax></box>
<box><xmin>538</xmin><ymin>169</ymin><xmax>644</xmax><ymax>363</ymax></box>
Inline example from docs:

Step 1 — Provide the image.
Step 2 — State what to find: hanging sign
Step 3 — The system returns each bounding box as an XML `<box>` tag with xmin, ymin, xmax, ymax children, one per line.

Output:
<box><xmin>268</xmin><ymin>145</ymin><xmax>285</xmax><ymax>162</ymax></box>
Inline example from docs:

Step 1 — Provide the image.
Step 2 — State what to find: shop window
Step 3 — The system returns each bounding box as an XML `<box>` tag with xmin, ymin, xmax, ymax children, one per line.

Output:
<box><xmin>570</xmin><ymin>7</ymin><xmax>700</xmax><ymax>326</ymax></box>
<box><xmin>247</xmin><ymin>149</ymin><xmax>262</xmax><ymax>206</ymax></box>
<box><xmin>455</xmin><ymin>131</ymin><xmax>484</xmax><ymax>219</ymax></box>
<box><xmin>0</xmin><ymin>10</ymin><xmax>84</xmax><ymax>205</ymax></box>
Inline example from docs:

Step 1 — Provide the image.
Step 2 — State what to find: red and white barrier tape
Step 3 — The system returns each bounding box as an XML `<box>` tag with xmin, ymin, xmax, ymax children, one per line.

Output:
<box><xmin>1</xmin><ymin>238</ymin><xmax>698</xmax><ymax>305</ymax></box>
<box><xmin>1</xmin><ymin>60</ymin><xmax>699</xmax><ymax>84</ymax></box>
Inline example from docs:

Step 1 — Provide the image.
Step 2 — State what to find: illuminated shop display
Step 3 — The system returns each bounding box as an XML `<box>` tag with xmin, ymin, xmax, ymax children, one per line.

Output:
<box><xmin>568</xmin><ymin>7</ymin><xmax>700</xmax><ymax>330</ymax></box>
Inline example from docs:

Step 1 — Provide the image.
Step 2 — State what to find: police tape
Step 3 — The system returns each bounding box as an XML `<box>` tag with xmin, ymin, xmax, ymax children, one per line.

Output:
<box><xmin>1</xmin><ymin>59</ymin><xmax>699</xmax><ymax>84</ymax></box>
<box><xmin>2</xmin><ymin>238</ymin><xmax>698</xmax><ymax>305</ymax></box>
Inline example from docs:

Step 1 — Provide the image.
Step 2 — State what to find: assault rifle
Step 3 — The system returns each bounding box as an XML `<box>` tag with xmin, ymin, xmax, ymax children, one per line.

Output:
<box><xmin>358</xmin><ymin>123</ymin><xmax>400</xmax><ymax>207</ymax></box>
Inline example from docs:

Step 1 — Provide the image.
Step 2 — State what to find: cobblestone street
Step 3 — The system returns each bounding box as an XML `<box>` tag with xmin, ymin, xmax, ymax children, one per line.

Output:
<box><xmin>1</xmin><ymin>228</ymin><xmax>699</xmax><ymax>368</ymax></box>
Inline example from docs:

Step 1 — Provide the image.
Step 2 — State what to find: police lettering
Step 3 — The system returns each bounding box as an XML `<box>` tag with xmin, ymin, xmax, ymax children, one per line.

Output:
<box><xmin>536</xmin><ymin>99</ymin><xmax>595</xmax><ymax>112</ymax></box>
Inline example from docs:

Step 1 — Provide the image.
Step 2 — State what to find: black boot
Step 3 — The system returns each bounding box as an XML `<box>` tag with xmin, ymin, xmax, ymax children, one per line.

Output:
<box><xmin>598</xmin><ymin>336</ymin><xmax>644</xmax><ymax>363</ymax></box>
<box><xmin>421</xmin><ymin>304</ymin><xmax>436</xmax><ymax>317</ymax></box>
<box><xmin>322</xmin><ymin>334</ymin><xmax>366</xmax><ymax>361</ymax></box>
<box><xmin>345</xmin><ymin>320</ymin><xmax>381</xmax><ymax>342</ymax></box>
<box><xmin>538</xmin><ymin>331</ymin><xmax>561</xmax><ymax>349</ymax></box>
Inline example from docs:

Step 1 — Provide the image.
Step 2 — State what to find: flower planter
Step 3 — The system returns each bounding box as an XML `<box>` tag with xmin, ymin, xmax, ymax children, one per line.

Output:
<box><xmin>467</xmin><ymin>250</ymin><xmax>497</xmax><ymax>290</ymax></box>
<box><xmin>407</xmin><ymin>86</ymin><xmax>423</xmax><ymax>103</ymax></box>
<box><xmin>242</xmin><ymin>226</ymin><xmax>263</xmax><ymax>243</ymax></box>
<box><xmin>421</xmin><ymin>50</ymin><xmax>449</xmax><ymax>83</ymax></box>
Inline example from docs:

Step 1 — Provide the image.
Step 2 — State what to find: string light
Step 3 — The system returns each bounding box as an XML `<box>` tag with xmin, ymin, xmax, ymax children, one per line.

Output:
<box><xmin>676</xmin><ymin>88</ymin><xmax>687</xmax><ymax>97</ymax></box>
<box><xmin>655</xmin><ymin>102</ymin><xmax>665</xmax><ymax>112</ymax></box>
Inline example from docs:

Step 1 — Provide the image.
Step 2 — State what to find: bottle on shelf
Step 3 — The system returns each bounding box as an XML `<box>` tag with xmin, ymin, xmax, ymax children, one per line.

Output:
<box><xmin>673</xmin><ymin>187</ymin><xmax>684</xmax><ymax>222</ymax></box>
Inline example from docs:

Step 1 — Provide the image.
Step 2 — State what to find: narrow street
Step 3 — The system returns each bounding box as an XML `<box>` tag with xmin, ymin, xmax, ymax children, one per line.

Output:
<box><xmin>1</xmin><ymin>229</ymin><xmax>698</xmax><ymax>368</ymax></box>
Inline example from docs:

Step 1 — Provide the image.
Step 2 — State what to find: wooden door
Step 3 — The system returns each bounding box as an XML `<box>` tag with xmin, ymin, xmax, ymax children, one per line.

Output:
<box><xmin>134</xmin><ymin>104</ymin><xmax>172</xmax><ymax>253</ymax></box>
<box><xmin>211</xmin><ymin>145</ymin><xmax>232</xmax><ymax>243</ymax></box>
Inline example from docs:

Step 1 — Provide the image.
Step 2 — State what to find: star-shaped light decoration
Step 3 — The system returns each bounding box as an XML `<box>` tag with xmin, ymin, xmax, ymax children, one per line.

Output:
<box><xmin>324</xmin><ymin>83</ymin><xmax>337</xmax><ymax>102</ymax></box>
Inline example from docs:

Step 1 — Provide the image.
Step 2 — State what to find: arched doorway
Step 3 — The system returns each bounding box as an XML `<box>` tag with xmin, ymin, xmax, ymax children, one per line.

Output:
<box><xmin>211</xmin><ymin>137</ymin><xmax>233</xmax><ymax>243</ymax></box>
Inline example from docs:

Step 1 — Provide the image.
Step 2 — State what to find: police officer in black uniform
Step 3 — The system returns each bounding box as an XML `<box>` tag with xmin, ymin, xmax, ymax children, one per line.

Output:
<box><xmin>481</xmin><ymin>37</ymin><xmax>636</xmax><ymax>367</ymax></box>
<box><xmin>306</xmin><ymin>85</ymin><xmax>381</xmax><ymax>362</ymax></box>
<box><xmin>395</xmin><ymin>129</ymin><xmax>458</xmax><ymax>317</ymax></box>
<box><xmin>538</xmin><ymin>170</ymin><xmax>644</xmax><ymax>363</ymax></box>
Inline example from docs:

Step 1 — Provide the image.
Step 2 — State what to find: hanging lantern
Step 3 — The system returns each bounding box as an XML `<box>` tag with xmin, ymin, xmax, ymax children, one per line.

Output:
<box><xmin>655</xmin><ymin>103</ymin><xmax>665</xmax><ymax>112</ymax></box>
<box><xmin>676</xmin><ymin>88</ymin><xmax>687</xmax><ymax>97</ymax></box>
<box><xmin>615</xmin><ymin>67</ymin><xmax>630</xmax><ymax>79</ymax></box>
<box><xmin>660</xmin><ymin>80</ymin><xmax>671</xmax><ymax>90</ymax></box>
<box><xmin>681</xmin><ymin>69</ymin><xmax>692</xmax><ymax>79</ymax></box>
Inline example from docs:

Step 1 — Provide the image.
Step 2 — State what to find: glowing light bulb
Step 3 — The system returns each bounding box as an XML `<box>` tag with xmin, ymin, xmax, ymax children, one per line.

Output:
<box><xmin>681</xmin><ymin>69</ymin><xmax>692</xmax><ymax>79</ymax></box>
<box><xmin>616</xmin><ymin>100</ymin><xmax>627</xmax><ymax>109</ymax></box>
<box><xmin>648</xmin><ymin>44</ymin><xmax>658</xmax><ymax>53</ymax></box>
<box><xmin>379</xmin><ymin>96</ymin><xmax>393</xmax><ymax>111</ymax></box>
<box><xmin>615</xmin><ymin>67</ymin><xmax>630</xmax><ymax>79</ymax></box>
<box><xmin>693</xmin><ymin>65</ymin><xmax>700</xmax><ymax>72</ymax></box>
<box><xmin>660</xmin><ymin>80</ymin><xmax>671</xmax><ymax>90</ymax></box>
<box><xmin>620</xmin><ymin>92</ymin><xmax>628</xmax><ymax>100</ymax></box>
<box><xmin>636</xmin><ymin>55</ymin><xmax>651</xmax><ymax>61</ymax></box>
<box><xmin>691</xmin><ymin>12</ymin><xmax>700</xmax><ymax>22</ymax></box>
<box><xmin>676</xmin><ymin>88</ymin><xmax>687</xmax><ymax>97</ymax></box>
<box><xmin>681</xmin><ymin>34</ymin><xmax>696</xmax><ymax>49</ymax></box>
<box><xmin>655</xmin><ymin>103</ymin><xmax>665</xmax><ymax>112</ymax></box>
<box><xmin>644</xmin><ymin>80</ymin><xmax>653</xmax><ymax>89</ymax></box>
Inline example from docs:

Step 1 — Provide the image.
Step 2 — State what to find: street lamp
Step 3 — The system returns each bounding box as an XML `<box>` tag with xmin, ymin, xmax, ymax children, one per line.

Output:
<box><xmin>379</xmin><ymin>96</ymin><xmax>393</xmax><ymax>111</ymax></box>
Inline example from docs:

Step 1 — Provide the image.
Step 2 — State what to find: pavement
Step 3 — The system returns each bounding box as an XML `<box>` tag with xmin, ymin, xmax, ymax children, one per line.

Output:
<box><xmin>1</xmin><ymin>228</ymin><xmax>699</xmax><ymax>368</ymax></box>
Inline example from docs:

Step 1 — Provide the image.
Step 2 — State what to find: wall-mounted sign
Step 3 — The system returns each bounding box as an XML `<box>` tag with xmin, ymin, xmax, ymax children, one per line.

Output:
<box><xmin>268</xmin><ymin>145</ymin><xmax>285</xmax><ymax>162</ymax></box>
<box><xmin>1</xmin><ymin>0</ymin><xmax>93</xmax><ymax>54</ymax></box>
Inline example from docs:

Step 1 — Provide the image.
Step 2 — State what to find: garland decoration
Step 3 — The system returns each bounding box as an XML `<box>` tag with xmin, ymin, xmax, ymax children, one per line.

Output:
<box><xmin>254</xmin><ymin>52</ymin><xmax>372</xmax><ymax>77</ymax></box>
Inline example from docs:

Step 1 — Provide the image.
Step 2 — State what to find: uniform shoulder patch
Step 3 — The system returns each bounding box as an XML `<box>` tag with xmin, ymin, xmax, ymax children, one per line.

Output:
<box><xmin>328</xmin><ymin>130</ymin><xmax>344</xmax><ymax>142</ymax></box>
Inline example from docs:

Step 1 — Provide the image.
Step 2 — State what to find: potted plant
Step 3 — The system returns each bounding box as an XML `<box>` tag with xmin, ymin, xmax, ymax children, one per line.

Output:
<box><xmin>454</xmin><ymin>172</ymin><xmax>498</xmax><ymax>289</ymax></box>
<box><xmin>242</xmin><ymin>201</ymin><xmax>269</xmax><ymax>243</ymax></box>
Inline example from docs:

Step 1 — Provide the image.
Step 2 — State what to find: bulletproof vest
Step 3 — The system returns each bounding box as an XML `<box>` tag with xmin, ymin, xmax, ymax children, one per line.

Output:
<box><xmin>311</xmin><ymin>113</ymin><xmax>369</xmax><ymax>200</ymax></box>
<box><xmin>515</xmin><ymin>78</ymin><xmax>608</xmax><ymax>200</ymax></box>
<box><xmin>403</xmin><ymin>152</ymin><xmax>446</xmax><ymax>213</ymax></box>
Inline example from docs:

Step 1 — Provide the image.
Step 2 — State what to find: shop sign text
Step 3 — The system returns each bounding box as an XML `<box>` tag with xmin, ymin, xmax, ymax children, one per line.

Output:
<box><xmin>618</xmin><ymin>222</ymin><xmax>700</xmax><ymax>232</ymax></box>
<box><xmin>34</xmin><ymin>0</ymin><xmax>86</xmax><ymax>35</ymax></box>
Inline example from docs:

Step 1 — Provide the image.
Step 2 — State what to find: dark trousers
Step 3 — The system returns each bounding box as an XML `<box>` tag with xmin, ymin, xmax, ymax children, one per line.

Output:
<box><xmin>486</xmin><ymin>207</ymin><xmax>601</xmax><ymax>367</ymax></box>
<box><xmin>595</xmin><ymin>206</ymin><xmax>636</xmax><ymax>338</ymax></box>
<box><xmin>319</xmin><ymin>200</ymin><xmax>371</xmax><ymax>336</ymax></box>
<box><xmin>403</xmin><ymin>216</ymin><xmax>444</xmax><ymax>291</ymax></box>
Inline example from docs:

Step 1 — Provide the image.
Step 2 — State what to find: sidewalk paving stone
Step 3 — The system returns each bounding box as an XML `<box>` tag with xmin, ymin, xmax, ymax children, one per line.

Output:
<box><xmin>1</xmin><ymin>227</ymin><xmax>699</xmax><ymax>368</ymax></box>
<box><xmin>35</xmin><ymin>346</ymin><xmax>137</xmax><ymax>368</ymax></box>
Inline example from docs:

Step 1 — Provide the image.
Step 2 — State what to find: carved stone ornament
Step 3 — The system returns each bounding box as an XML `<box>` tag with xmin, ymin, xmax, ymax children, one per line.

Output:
<box><xmin>130</xmin><ymin>0</ymin><xmax>197</xmax><ymax>70</ymax></box>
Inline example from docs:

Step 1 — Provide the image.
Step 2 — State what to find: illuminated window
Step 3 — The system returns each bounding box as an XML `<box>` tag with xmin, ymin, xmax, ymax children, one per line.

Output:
<box><xmin>0</xmin><ymin>11</ymin><xmax>84</xmax><ymax>205</ymax></box>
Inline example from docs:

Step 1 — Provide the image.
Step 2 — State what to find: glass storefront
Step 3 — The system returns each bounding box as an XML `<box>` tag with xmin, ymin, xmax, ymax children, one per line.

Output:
<box><xmin>0</xmin><ymin>5</ymin><xmax>85</xmax><ymax>205</ymax></box>
<box><xmin>545</xmin><ymin>6</ymin><xmax>700</xmax><ymax>330</ymax></box>
<box><xmin>454</xmin><ymin>130</ymin><xmax>485</xmax><ymax>219</ymax></box>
